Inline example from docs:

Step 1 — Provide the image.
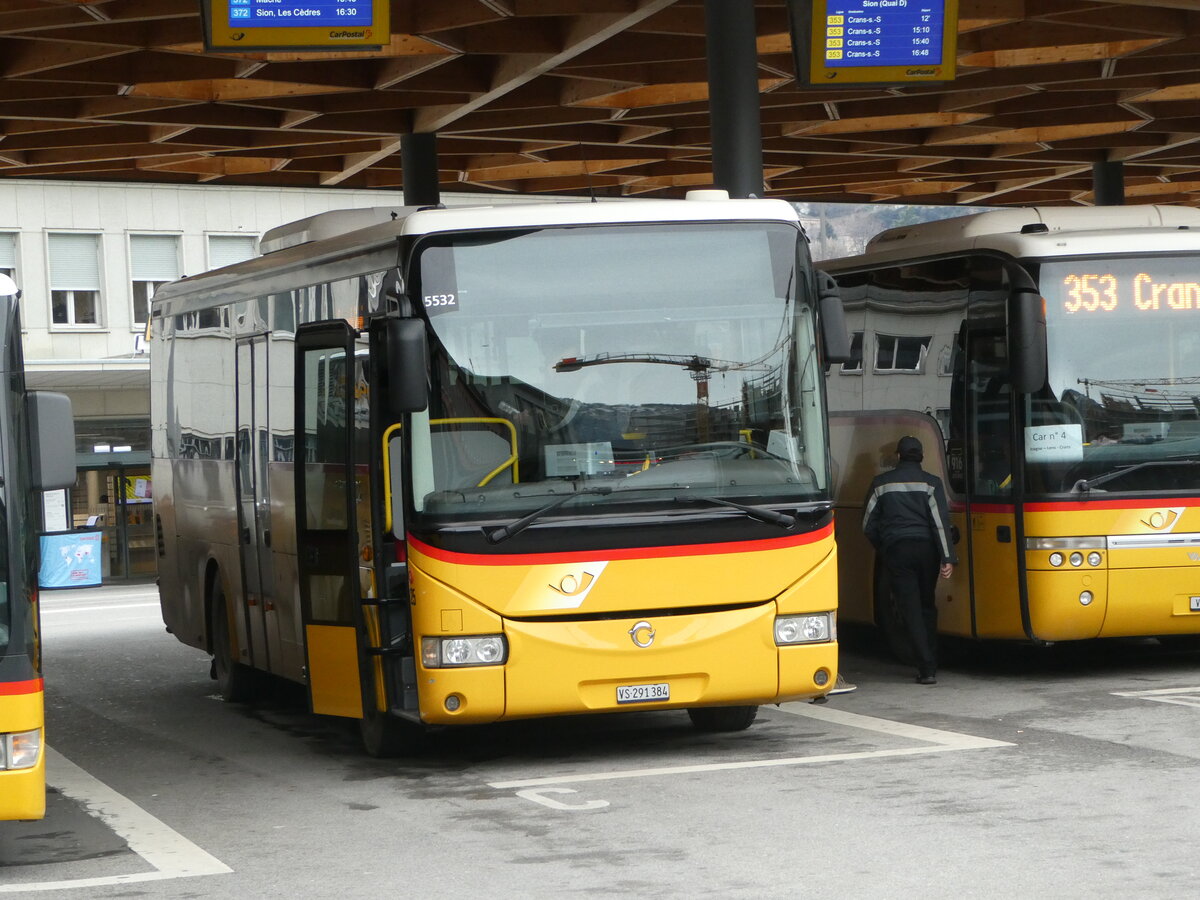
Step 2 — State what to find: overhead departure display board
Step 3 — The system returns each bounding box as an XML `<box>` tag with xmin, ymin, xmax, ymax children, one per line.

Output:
<box><xmin>788</xmin><ymin>0</ymin><xmax>958</xmax><ymax>87</ymax></box>
<box><xmin>203</xmin><ymin>0</ymin><xmax>389</xmax><ymax>52</ymax></box>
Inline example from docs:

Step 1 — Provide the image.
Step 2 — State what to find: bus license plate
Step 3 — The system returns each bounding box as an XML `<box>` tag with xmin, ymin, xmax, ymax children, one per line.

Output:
<box><xmin>1191</xmin><ymin>596</ymin><xmax>1200</xmax><ymax>612</ymax></box>
<box><xmin>616</xmin><ymin>682</ymin><xmax>670</xmax><ymax>704</ymax></box>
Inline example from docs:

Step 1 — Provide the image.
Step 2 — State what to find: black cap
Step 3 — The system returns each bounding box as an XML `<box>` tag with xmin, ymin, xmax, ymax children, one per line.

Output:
<box><xmin>897</xmin><ymin>435</ymin><xmax>923</xmax><ymax>461</ymax></box>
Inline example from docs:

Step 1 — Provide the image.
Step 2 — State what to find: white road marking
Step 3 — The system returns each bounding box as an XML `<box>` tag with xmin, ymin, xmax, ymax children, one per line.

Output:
<box><xmin>491</xmin><ymin>704</ymin><xmax>1013</xmax><ymax>790</ymax></box>
<box><xmin>515</xmin><ymin>788</ymin><xmax>610</xmax><ymax>811</ymax></box>
<box><xmin>1111</xmin><ymin>686</ymin><xmax>1200</xmax><ymax>708</ymax></box>
<box><xmin>0</xmin><ymin>747</ymin><xmax>232</xmax><ymax>894</ymax></box>
<box><xmin>40</xmin><ymin>602</ymin><xmax>160</xmax><ymax>615</ymax></box>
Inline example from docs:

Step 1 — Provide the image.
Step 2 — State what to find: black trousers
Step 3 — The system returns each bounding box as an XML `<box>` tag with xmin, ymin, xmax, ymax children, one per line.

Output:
<box><xmin>883</xmin><ymin>538</ymin><xmax>940</xmax><ymax>676</ymax></box>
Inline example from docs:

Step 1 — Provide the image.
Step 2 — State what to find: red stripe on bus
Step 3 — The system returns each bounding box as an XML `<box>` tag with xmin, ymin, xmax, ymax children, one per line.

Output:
<box><xmin>1026</xmin><ymin>497</ymin><xmax>1200</xmax><ymax>513</ymax></box>
<box><xmin>409</xmin><ymin>522</ymin><xmax>834</xmax><ymax>567</ymax></box>
<box><xmin>0</xmin><ymin>678</ymin><xmax>43</xmax><ymax>696</ymax></box>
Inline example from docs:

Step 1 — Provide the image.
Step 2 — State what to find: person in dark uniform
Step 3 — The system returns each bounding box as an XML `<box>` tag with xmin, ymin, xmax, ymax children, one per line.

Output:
<box><xmin>862</xmin><ymin>436</ymin><xmax>957</xmax><ymax>685</ymax></box>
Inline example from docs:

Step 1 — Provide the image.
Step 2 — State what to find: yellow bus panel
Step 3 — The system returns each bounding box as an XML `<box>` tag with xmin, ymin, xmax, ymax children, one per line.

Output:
<box><xmin>0</xmin><ymin>689</ymin><xmax>45</xmax><ymax>821</ymax></box>
<box><xmin>305</xmin><ymin>625</ymin><xmax>363</xmax><ymax>719</ymax></box>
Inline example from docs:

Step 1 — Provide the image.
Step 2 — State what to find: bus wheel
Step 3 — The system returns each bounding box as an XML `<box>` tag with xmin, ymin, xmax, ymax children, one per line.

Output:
<box><xmin>359</xmin><ymin>710</ymin><xmax>424</xmax><ymax>758</ymax></box>
<box><xmin>211</xmin><ymin>582</ymin><xmax>254</xmax><ymax>703</ymax></box>
<box><xmin>873</xmin><ymin>562</ymin><xmax>916</xmax><ymax>667</ymax></box>
<box><xmin>687</xmin><ymin>705</ymin><xmax>758</xmax><ymax>732</ymax></box>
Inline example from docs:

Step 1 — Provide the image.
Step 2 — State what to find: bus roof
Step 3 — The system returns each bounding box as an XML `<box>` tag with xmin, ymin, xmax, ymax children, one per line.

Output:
<box><xmin>822</xmin><ymin>205</ymin><xmax>1200</xmax><ymax>271</ymax></box>
<box><xmin>259</xmin><ymin>192</ymin><xmax>798</xmax><ymax>252</ymax></box>
<box><xmin>155</xmin><ymin>193</ymin><xmax>800</xmax><ymax>313</ymax></box>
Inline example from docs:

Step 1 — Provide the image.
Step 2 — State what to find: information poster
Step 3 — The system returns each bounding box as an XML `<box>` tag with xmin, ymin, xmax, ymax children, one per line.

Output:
<box><xmin>39</xmin><ymin>531</ymin><xmax>103</xmax><ymax>589</ymax></box>
<box><xmin>791</xmin><ymin>0</ymin><xmax>958</xmax><ymax>87</ymax></box>
<box><xmin>204</xmin><ymin>0</ymin><xmax>388</xmax><ymax>51</ymax></box>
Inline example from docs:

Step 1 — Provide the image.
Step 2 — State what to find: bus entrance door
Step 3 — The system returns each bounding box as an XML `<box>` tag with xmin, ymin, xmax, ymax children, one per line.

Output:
<box><xmin>295</xmin><ymin>322</ymin><xmax>365</xmax><ymax>719</ymax></box>
<box><xmin>235</xmin><ymin>337</ymin><xmax>274</xmax><ymax>674</ymax></box>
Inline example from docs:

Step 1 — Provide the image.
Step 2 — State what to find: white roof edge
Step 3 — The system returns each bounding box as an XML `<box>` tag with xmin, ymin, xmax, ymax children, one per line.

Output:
<box><xmin>260</xmin><ymin>197</ymin><xmax>799</xmax><ymax>255</ymax></box>
<box><xmin>817</xmin><ymin>204</ymin><xmax>1200</xmax><ymax>270</ymax></box>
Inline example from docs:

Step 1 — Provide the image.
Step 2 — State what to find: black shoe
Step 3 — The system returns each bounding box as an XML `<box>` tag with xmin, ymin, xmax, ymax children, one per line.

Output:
<box><xmin>916</xmin><ymin>674</ymin><xmax>937</xmax><ymax>685</ymax></box>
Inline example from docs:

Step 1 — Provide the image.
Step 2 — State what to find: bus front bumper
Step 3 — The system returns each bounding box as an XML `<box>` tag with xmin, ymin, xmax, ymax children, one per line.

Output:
<box><xmin>416</xmin><ymin>604</ymin><xmax>837</xmax><ymax>725</ymax></box>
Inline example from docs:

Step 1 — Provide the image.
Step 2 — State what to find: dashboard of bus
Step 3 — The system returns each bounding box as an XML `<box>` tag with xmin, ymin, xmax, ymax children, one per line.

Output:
<box><xmin>402</xmin><ymin>221</ymin><xmax>831</xmax><ymax>534</ymax></box>
<box><xmin>1026</xmin><ymin>254</ymin><xmax>1200</xmax><ymax>495</ymax></box>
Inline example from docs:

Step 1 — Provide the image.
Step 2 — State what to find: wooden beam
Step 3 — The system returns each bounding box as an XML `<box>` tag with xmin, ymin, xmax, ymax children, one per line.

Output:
<box><xmin>320</xmin><ymin>137</ymin><xmax>404</xmax><ymax>185</ymax></box>
<box><xmin>414</xmin><ymin>0</ymin><xmax>678</xmax><ymax>133</ymax></box>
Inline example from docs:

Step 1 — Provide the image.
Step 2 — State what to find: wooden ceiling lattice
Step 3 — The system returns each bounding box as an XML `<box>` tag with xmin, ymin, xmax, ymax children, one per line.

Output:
<box><xmin>5</xmin><ymin>0</ymin><xmax>1200</xmax><ymax>205</ymax></box>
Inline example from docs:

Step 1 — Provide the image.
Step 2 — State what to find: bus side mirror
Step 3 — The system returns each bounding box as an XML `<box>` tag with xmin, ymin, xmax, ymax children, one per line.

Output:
<box><xmin>386</xmin><ymin>318</ymin><xmax>429</xmax><ymax>416</ymax></box>
<box><xmin>27</xmin><ymin>391</ymin><xmax>76</xmax><ymax>491</ymax></box>
<box><xmin>817</xmin><ymin>272</ymin><xmax>854</xmax><ymax>364</ymax></box>
<box><xmin>1008</xmin><ymin>267</ymin><xmax>1047</xmax><ymax>394</ymax></box>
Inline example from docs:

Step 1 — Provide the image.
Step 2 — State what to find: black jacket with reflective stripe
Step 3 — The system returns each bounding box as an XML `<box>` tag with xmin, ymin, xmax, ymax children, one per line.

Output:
<box><xmin>862</xmin><ymin>459</ymin><xmax>958</xmax><ymax>565</ymax></box>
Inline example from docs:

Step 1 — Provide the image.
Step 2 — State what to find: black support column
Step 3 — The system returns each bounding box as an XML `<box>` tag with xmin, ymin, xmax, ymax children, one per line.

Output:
<box><xmin>1093</xmin><ymin>160</ymin><xmax>1125</xmax><ymax>206</ymax></box>
<box><xmin>401</xmin><ymin>132</ymin><xmax>440</xmax><ymax>207</ymax></box>
<box><xmin>704</xmin><ymin>0</ymin><xmax>764</xmax><ymax>199</ymax></box>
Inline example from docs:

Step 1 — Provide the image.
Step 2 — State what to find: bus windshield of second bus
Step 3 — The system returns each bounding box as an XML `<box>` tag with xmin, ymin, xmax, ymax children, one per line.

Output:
<box><xmin>405</xmin><ymin>222</ymin><xmax>829</xmax><ymax>526</ymax></box>
<box><xmin>1028</xmin><ymin>255</ymin><xmax>1200</xmax><ymax>495</ymax></box>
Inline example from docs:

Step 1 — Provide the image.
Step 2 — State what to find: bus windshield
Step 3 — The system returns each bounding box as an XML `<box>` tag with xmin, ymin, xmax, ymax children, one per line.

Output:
<box><xmin>1027</xmin><ymin>255</ymin><xmax>1200</xmax><ymax>494</ymax></box>
<box><xmin>408</xmin><ymin>222</ymin><xmax>828</xmax><ymax>520</ymax></box>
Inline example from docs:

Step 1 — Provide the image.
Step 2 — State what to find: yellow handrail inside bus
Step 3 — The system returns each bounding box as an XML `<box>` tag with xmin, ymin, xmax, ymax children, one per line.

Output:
<box><xmin>382</xmin><ymin>422</ymin><xmax>403</xmax><ymax>533</ymax></box>
<box><xmin>430</xmin><ymin>417</ymin><xmax>520</xmax><ymax>487</ymax></box>
<box><xmin>381</xmin><ymin>417</ymin><xmax>521</xmax><ymax>533</ymax></box>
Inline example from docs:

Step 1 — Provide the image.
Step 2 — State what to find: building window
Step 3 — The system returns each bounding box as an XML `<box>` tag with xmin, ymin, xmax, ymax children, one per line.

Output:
<box><xmin>129</xmin><ymin>234</ymin><xmax>181</xmax><ymax>327</ymax></box>
<box><xmin>874</xmin><ymin>334</ymin><xmax>930</xmax><ymax>373</ymax></box>
<box><xmin>48</xmin><ymin>232</ymin><xmax>102</xmax><ymax>326</ymax></box>
<box><xmin>208</xmin><ymin>234</ymin><xmax>257</xmax><ymax>270</ymax></box>
<box><xmin>841</xmin><ymin>331</ymin><xmax>864</xmax><ymax>374</ymax></box>
<box><xmin>0</xmin><ymin>232</ymin><xmax>15</xmax><ymax>282</ymax></box>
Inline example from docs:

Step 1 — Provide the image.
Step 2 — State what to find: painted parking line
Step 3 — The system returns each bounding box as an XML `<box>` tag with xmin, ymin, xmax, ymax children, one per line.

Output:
<box><xmin>40</xmin><ymin>602</ymin><xmax>161</xmax><ymax>615</ymax></box>
<box><xmin>0</xmin><ymin>748</ymin><xmax>231</xmax><ymax>894</ymax></box>
<box><xmin>489</xmin><ymin>704</ymin><xmax>1014</xmax><ymax>791</ymax></box>
<box><xmin>1111</xmin><ymin>686</ymin><xmax>1200</xmax><ymax>708</ymax></box>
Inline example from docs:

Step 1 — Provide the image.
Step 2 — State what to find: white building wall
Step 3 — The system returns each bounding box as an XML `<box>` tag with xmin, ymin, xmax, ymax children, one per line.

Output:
<box><xmin>1</xmin><ymin>179</ymin><xmax>569</xmax><ymax>365</ymax></box>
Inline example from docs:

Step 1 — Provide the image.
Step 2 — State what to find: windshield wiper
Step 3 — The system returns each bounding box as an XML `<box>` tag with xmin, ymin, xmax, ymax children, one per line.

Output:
<box><xmin>1072</xmin><ymin>459</ymin><xmax>1200</xmax><ymax>493</ymax></box>
<box><xmin>484</xmin><ymin>487</ymin><xmax>614</xmax><ymax>544</ymax></box>
<box><xmin>674</xmin><ymin>496</ymin><xmax>827</xmax><ymax>529</ymax></box>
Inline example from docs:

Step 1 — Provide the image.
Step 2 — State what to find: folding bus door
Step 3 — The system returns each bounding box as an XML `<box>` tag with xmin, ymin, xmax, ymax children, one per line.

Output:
<box><xmin>236</xmin><ymin>337</ymin><xmax>272</xmax><ymax>672</ymax></box>
<box><xmin>295</xmin><ymin>321</ymin><xmax>366</xmax><ymax>718</ymax></box>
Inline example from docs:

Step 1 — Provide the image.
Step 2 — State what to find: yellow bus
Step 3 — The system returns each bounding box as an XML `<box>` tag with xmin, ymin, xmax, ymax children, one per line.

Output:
<box><xmin>821</xmin><ymin>204</ymin><xmax>1200</xmax><ymax>653</ymax></box>
<box><xmin>150</xmin><ymin>193</ymin><xmax>848</xmax><ymax>755</ymax></box>
<box><xmin>0</xmin><ymin>274</ymin><xmax>77</xmax><ymax>821</ymax></box>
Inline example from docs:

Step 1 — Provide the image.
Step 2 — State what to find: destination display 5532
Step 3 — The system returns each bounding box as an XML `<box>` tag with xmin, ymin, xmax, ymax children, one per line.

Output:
<box><xmin>203</xmin><ymin>0</ymin><xmax>388</xmax><ymax>51</ymax></box>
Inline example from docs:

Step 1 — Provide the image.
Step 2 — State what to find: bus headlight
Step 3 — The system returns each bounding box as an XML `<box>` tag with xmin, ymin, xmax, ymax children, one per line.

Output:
<box><xmin>1087</xmin><ymin>552</ymin><xmax>1103</xmax><ymax>567</ymax></box>
<box><xmin>421</xmin><ymin>635</ymin><xmax>507</xmax><ymax>668</ymax></box>
<box><xmin>1069</xmin><ymin>552</ymin><xmax>1084</xmax><ymax>567</ymax></box>
<box><xmin>1</xmin><ymin>730</ymin><xmax>41</xmax><ymax>770</ymax></box>
<box><xmin>775</xmin><ymin>613</ymin><xmax>835</xmax><ymax>645</ymax></box>
<box><xmin>1049</xmin><ymin>552</ymin><xmax>1064</xmax><ymax>567</ymax></box>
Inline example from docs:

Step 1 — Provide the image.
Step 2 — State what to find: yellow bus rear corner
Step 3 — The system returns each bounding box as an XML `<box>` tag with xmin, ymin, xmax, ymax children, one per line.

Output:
<box><xmin>1</xmin><ymin>690</ymin><xmax>46</xmax><ymax>821</ymax></box>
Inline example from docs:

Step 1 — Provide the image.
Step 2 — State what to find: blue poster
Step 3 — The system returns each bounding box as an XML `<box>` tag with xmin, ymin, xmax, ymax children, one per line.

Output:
<box><xmin>39</xmin><ymin>531</ymin><xmax>103</xmax><ymax>589</ymax></box>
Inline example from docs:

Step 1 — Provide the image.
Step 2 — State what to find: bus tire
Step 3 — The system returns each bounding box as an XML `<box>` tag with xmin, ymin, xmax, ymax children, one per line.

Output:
<box><xmin>359</xmin><ymin>710</ymin><xmax>424</xmax><ymax>758</ymax></box>
<box><xmin>873</xmin><ymin>561</ymin><xmax>916</xmax><ymax>667</ymax></box>
<box><xmin>687</xmin><ymin>705</ymin><xmax>758</xmax><ymax>732</ymax></box>
<box><xmin>211</xmin><ymin>581</ymin><xmax>254</xmax><ymax>703</ymax></box>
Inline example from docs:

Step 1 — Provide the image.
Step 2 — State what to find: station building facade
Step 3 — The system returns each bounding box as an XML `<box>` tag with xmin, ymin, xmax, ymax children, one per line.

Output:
<box><xmin>0</xmin><ymin>179</ymin><xmax>562</xmax><ymax>580</ymax></box>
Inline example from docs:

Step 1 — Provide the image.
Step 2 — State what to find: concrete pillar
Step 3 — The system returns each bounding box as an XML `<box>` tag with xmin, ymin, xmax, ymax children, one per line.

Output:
<box><xmin>401</xmin><ymin>133</ymin><xmax>440</xmax><ymax>206</ymax></box>
<box><xmin>1093</xmin><ymin>161</ymin><xmax>1125</xmax><ymax>206</ymax></box>
<box><xmin>705</xmin><ymin>0</ymin><xmax>765</xmax><ymax>198</ymax></box>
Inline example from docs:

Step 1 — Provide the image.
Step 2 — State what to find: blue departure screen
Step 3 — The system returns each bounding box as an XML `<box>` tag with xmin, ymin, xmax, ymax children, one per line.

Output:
<box><xmin>227</xmin><ymin>0</ymin><xmax>374</xmax><ymax>28</ymax></box>
<box><xmin>822</xmin><ymin>3</ymin><xmax>945</xmax><ymax>68</ymax></box>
